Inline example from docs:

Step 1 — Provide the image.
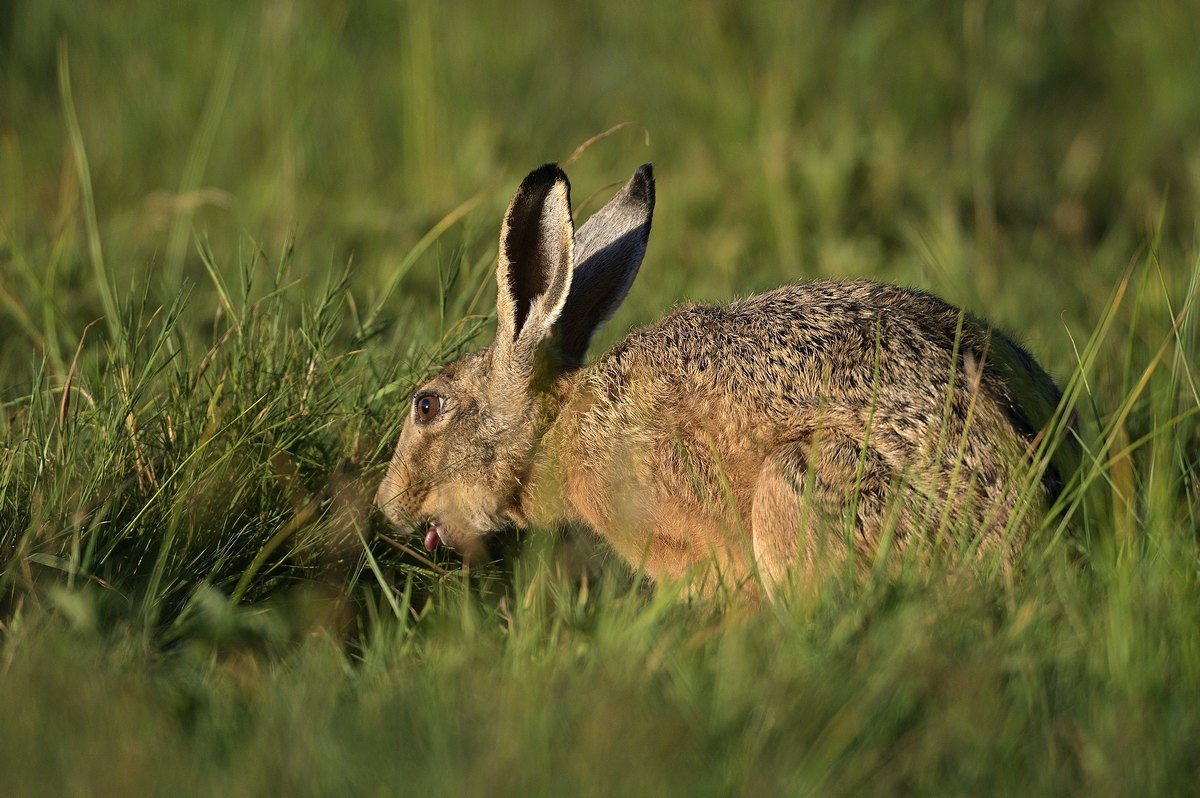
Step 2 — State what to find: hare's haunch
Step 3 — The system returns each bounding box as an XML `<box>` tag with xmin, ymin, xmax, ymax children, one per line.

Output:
<box><xmin>377</xmin><ymin>164</ymin><xmax>1072</xmax><ymax>596</ymax></box>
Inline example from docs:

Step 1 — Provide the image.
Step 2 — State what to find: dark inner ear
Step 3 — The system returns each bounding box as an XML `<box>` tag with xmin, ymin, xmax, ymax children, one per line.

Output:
<box><xmin>557</xmin><ymin>225</ymin><xmax>649</xmax><ymax>365</ymax></box>
<box><xmin>554</xmin><ymin>164</ymin><xmax>654</xmax><ymax>367</ymax></box>
<box><xmin>502</xmin><ymin>171</ymin><xmax>559</xmax><ymax>340</ymax></box>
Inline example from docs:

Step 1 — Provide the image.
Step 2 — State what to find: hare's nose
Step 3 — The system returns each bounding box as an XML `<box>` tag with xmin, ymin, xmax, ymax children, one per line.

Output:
<box><xmin>375</xmin><ymin>464</ymin><xmax>412</xmax><ymax>519</ymax></box>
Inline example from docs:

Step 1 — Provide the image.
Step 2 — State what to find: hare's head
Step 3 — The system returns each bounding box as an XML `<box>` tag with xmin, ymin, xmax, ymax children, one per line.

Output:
<box><xmin>376</xmin><ymin>163</ymin><xmax>654</xmax><ymax>559</ymax></box>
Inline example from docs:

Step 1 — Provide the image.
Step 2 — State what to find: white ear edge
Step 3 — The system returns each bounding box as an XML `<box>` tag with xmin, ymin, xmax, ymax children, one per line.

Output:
<box><xmin>493</xmin><ymin>164</ymin><xmax>576</xmax><ymax>370</ymax></box>
<box><xmin>516</xmin><ymin>178</ymin><xmax>575</xmax><ymax>348</ymax></box>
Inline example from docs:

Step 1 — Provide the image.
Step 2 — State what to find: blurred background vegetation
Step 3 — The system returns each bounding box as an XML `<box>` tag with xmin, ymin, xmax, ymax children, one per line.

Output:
<box><xmin>1</xmin><ymin>0</ymin><xmax>1198</xmax><ymax>794</ymax></box>
<box><xmin>3</xmin><ymin>0</ymin><xmax>1197</xmax><ymax>365</ymax></box>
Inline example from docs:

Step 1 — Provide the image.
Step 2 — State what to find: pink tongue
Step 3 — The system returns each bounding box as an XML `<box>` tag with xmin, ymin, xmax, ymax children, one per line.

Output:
<box><xmin>424</xmin><ymin>525</ymin><xmax>439</xmax><ymax>552</ymax></box>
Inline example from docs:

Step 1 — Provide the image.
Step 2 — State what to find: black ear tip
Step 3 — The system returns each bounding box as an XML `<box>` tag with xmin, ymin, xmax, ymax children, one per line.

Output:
<box><xmin>521</xmin><ymin>163</ymin><xmax>570</xmax><ymax>193</ymax></box>
<box><xmin>629</xmin><ymin>163</ymin><xmax>654</xmax><ymax>204</ymax></box>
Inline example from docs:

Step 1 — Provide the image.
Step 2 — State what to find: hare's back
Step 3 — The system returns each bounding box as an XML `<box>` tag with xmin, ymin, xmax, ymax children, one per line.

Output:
<box><xmin>605</xmin><ymin>280</ymin><xmax>1059</xmax><ymax>459</ymax></box>
<box><xmin>621</xmin><ymin>281</ymin><xmax>981</xmax><ymax>399</ymax></box>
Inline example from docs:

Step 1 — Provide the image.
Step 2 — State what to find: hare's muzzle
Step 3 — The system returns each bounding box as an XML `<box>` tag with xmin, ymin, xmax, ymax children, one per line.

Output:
<box><xmin>375</xmin><ymin>469</ymin><xmax>448</xmax><ymax>553</ymax></box>
<box><xmin>375</xmin><ymin>467</ymin><xmax>417</xmax><ymax>530</ymax></box>
<box><xmin>424</xmin><ymin>521</ymin><xmax>445</xmax><ymax>552</ymax></box>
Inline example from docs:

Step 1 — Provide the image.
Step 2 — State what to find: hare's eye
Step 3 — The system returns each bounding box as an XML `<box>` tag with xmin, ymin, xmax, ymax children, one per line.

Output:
<box><xmin>414</xmin><ymin>394</ymin><xmax>443</xmax><ymax>424</ymax></box>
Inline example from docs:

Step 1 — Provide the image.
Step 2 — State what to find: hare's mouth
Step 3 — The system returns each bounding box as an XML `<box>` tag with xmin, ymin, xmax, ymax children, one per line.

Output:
<box><xmin>424</xmin><ymin>521</ymin><xmax>447</xmax><ymax>552</ymax></box>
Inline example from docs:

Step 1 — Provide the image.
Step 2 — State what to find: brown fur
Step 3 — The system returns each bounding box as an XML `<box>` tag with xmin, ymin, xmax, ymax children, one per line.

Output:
<box><xmin>376</xmin><ymin>164</ymin><xmax>1072</xmax><ymax>599</ymax></box>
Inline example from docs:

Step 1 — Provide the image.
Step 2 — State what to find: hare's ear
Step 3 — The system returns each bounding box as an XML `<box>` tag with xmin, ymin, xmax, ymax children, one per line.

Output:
<box><xmin>557</xmin><ymin>164</ymin><xmax>654</xmax><ymax>367</ymax></box>
<box><xmin>495</xmin><ymin>164</ymin><xmax>575</xmax><ymax>369</ymax></box>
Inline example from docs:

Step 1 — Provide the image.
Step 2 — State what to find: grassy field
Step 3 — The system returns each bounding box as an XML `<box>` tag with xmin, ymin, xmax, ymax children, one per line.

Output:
<box><xmin>2</xmin><ymin>0</ymin><xmax>1199</xmax><ymax>794</ymax></box>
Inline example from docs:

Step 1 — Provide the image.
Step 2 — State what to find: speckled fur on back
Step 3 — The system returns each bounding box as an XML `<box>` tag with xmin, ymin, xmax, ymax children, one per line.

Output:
<box><xmin>376</xmin><ymin>164</ymin><xmax>1074</xmax><ymax>599</ymax></box>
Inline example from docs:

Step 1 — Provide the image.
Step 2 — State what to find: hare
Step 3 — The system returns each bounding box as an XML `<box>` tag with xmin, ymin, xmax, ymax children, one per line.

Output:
<box><xmin>376</xmin><ymin>163</ymin><xmax>1074</xmax><ymax>597</ymax></box>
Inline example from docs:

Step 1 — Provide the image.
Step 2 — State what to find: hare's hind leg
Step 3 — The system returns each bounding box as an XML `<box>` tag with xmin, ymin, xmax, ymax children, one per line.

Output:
<box><xmin>751</xmin><ymin>433</ymin><xmax>903</xmax><ymax>597</ymax></box>
<box><xmin>750</xmin><ymin>441</ymin><xmax>811</xmax><ymax>596</ymax></box>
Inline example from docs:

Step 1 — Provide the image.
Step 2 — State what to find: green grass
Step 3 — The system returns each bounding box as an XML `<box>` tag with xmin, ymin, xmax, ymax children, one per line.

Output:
<box><xmin>2</xmin><ymin>0</ymin><xmax>1199</xmax><ymax>794</ymax></box>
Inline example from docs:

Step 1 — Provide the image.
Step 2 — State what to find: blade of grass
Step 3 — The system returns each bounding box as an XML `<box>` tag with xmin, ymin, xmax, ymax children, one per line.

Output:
<box><xmin>57</xmin><ymin>44</ymin><xmax>123</xmax><ymax>353</ymax></box>
<box><xmin>164</xmin><ymin>30</ymin><xmax>243</xmax><ymax>287</ymax></box>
